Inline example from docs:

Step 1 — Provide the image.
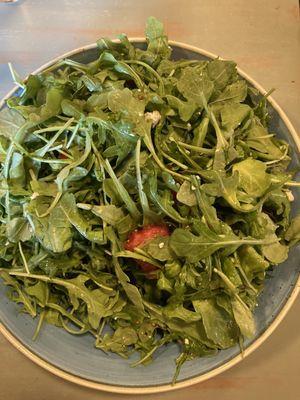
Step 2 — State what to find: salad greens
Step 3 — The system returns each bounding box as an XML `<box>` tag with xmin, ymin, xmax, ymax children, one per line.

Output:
<box><xmin>0</xmin><ymin>17</ymin><xmax>299</xmax><ymax>381</ymax></box>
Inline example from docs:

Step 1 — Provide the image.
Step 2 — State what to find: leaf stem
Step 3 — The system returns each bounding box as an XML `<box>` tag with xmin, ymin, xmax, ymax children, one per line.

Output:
<box><xmin>18</xmin><ymin>242</ymin><xmax>30</xmax><ymax>274</ymax></box>
<box><xmin>32</xmin><ymin>310</ymin><xmax>46</xmax><ymax>340</ymax></box>
<box><xmin>125</xmin><ymin>60</ymin><xmax>165</xmax><ymax>96</ymax></box>
<box><xmin>176</xmin><ymin>141</ymin><xmax>215</xmax><ymax>155</ymax></box>
<box><xmin>105</xmin><ymin>159</ymin><xmax>141</xmax><ymax>221</ymax></box>
<box><xmin>135</xmin><ymin>139</ymin><xmax>150</xmax><ymax>217</ymax></box>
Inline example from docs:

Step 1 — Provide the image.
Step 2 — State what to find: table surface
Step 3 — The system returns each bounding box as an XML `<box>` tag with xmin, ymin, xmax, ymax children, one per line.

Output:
<box><xmin>0</xmin><ymin>1</ymin><xmax>299</xmax><ymax>399</ymax></box>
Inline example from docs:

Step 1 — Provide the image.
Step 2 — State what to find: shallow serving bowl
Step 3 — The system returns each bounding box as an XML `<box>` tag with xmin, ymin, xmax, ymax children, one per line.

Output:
<box><xmin>0</xmin><ymin>40</ymin><xmax>299</xmax><ymax>394</ymax></box>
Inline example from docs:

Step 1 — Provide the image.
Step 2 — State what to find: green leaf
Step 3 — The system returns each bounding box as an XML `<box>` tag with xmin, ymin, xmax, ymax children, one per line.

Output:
<box><xmin>0</xmin><ymin>108</ymin><xmax>25</xmax><ymax>139</ymax></box>
<box><xmin>108</xmin><ymin>88</ymin><xmax>145</xmax><ymax>119</ymax></box>
<box><xmin>98</xmin><ymin>326</ymin><xmax>138</xmax><ymax>354</ymax></box>
<box><xmin>8</xmin><ymin>272</ymin><xmax>124</xmax><ymax>330</ymax></box>
<box><xmin>30</xmin><ymin>180</ymin><xmax>58</xmax><ymax>197</ymax></box>
<box><xmin>205</xmin><ymin>171</ymin><xmax>258</xmax><ymax>212</ymax></box>
<box><xmin>192</xmin><ymin>177</ymin><xmax>232</xmax><ymax>235</ymax></box>
<box><xmin>97</xmin><ymin>33</ymin><xmax>136</xmax><ymax>59</ymax></box>
<box><xmin>163</xmin><ymin>303</ymin><xmax>201</xmax><ymax>322</ymax></box>
<box><xmin>105</xmin><ymin>159</ymin><xmax>141</xmax><ymax>221</ymax></box>
<box><xmin>143</xmin><ymin>301</ymin><xmax>214</xmax><ymax>346</ymax></box>
<box><xmin>231</xmin><ymin>298</ymin><xmax>255</xmax><ymax>338</ymax></box>
<box><xmin>238</xmin><ymin>245</ymin><xmax>269</xmax><ymax>280</ymax></box>
<box><xmin>8</xmin><ymin>152</ymin><xmax>26</xmax><ymax>187</ymax></box>
<box><xmin>78</xmin><ymin>204</ymin><xmax>125</xmax><ymax>226</ymax></box>
<box><xmin>114</xmin><ymin>258</ymin><xmax>145</xmax><ymax>313</ymax></box>
<box><xmin>18</xmin><ymin>87</ymin><xmax>64</xmax><ymax>123</ymax></box>
<box><xmin>246</xmin><ymin>122</ymin><xmax>284</xmax><ymax>160</ymax></box>
<box><xmin>232</xmin><ymin>158</ymin><xmax>271</xmax><ymax>197</ymax></box>
<box><xmin>59</xmin><ymin>193</ymin><xmax>105</xmax><ymax>244</ymax></box>
<box><xmin>6</xmin><ymin>217</ymin><xmax>32</xmax><ymax>243</ymax></box>
<box><xmin>86</xmin><ymin>93</ymin><xmax>108</xmax><ymax>111</ymax></box>
<box><xmin>62</xmin><ymin>274</ymin><xmax>124</xmax><ymax>328</ymax></box>
<box><xmin>220</xmin><ymin>103</ymin><xmax>251</xmax><ymax>131</ymax></box>
<box><xmin>213</xmin><ymin>80</ymin><xmax>247</xmax><ymax>104</ymax></box>
<box><xmin>169</xmin><ymin>227</ymin><xmax>235</xmax><ymax>262</ymax></box>
<box><xmin>145</xmin><ymin>16</ymin><xmax>171</xmax><ymax>62</ymax></box>
<box><xmin>26</xmin><ymin>197</ymin><xmax>73</xmax><ymax>253</ymax></box>
<box><xmin>44</xmin><ymin>309</ymin><xmax>62</xmax><ymax>327</ymax></box>
<box><xmin>103</xmin><ymin>120</ymin><xmax>137</xmax><ymax>165</ymax></box>
<box><xmin>166</xmin><ymin>95</ymin><xmax>196</xmax><ymax>122</ymax></box>
<box><xmin>0</xmin><ymin>271</ymin><xmax>36</xmax><ymax>317</ymax></box>
<box><xmin>176</xmin><ymin>181</ymin><xmax>197</xmax><ymax>207</ymax></box>
<box><xmin>222</xmin><ymin>258</ymin><xmax>243</xmax><ymax>287</ymax></box>
<box><xmin>285</xmin><ymin>215</ymin><xmax>300</xmax><ymax>246</ymax></box>
<box><xmin>61</xmin><ymin>99</ymin><xmax>85</xmax><ymax>119</ymax></box>
<box><xmin>248</xmin><ymin>213</ymin><xmax>288</xmax><ymax>264</ymax></box>
<box><xmin>20</xmin><ymin>74</ymin><xmax>42</xmax><ymax>103</ymax></box>
<box><xmin>157</xmin><ymin>272</ymin><xmax>173</xmax><ymax>292</ymax></box>
<box><xmin>177</xmin><ymin>67</ymin><xmax>214</xmax><ymax>107</ymax></box>
<box><xmin>261</xmin><ymin>241</ymin><xmax>288</xmax><ymax>264</ymax></box>
<box><xmin>193</xmin><ymin>299</ymin><xmax>238</xmax><ymax>348</ymax></box>
<box><xmin>25</xmin><ymin>281</ymin><xmax>48</xmax><ymax>307</ymax></box>
<box><xmin>147</xmin><ymin>175</ymin><xmax>188</xmax><ymax>224</ymax></box>
<box><xmin>207</xmin><ymin>59</ymin><xmax>237</xmax><ymax>91</ymax></box>
<box><xmin>142</xmin><ymin>236</ymin><xmax>173</xmax><ymax>261</ymax></box>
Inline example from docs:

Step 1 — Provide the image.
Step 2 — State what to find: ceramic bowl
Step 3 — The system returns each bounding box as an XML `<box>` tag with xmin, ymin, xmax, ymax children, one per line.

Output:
<box><xmin>0</xmin><ymin>40</ymin><xmax>299</xmax><ymax>394</ymax></box>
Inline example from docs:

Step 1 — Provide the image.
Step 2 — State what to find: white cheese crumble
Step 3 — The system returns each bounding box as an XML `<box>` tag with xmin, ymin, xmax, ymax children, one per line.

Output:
<box><xmin>144</xmin><ymin>110</ymin><xmax>161</xmax><ymax>127</ymax></box>
<box><xmin>30</xmin><ymin>192</ymin><xmax>39</xmax><ymax>200</ymax></box>
<box><xmin>285</xmin><ymin>190</ymin><xmax>294</xmax><ymax>202</ymax></box>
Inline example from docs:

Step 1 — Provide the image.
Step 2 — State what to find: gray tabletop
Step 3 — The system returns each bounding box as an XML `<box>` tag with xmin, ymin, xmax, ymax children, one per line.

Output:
<box><xmin>0</xmin><ymin>1</ymin><xmax>299</xmax><ymax>399</ymax></box>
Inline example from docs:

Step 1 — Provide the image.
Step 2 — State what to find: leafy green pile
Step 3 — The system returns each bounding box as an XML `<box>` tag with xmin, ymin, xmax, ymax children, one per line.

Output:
<box><xmin>0</xmin><ymin>17</ymin><xmax>299</xmax><ymax>380</ymax></box>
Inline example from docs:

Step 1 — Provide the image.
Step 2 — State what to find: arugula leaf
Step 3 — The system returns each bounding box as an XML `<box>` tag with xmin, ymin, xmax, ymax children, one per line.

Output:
<box><xmin>238</xmin><ymin>245</ymin><xmax>269</xmax><ymax>280</ymax></box>
<box><xmin>26</xmin><ymin>197</ymin><xmax>73</xmax><ymax>253</ymax></box>
<box><xmin>78</xmin><ymin>204</ymin><xmax>125</xmax><ymax>226</ymax></box>
<box><xmin>246</xmin><ymin>122</ymin><xmax>284</xmax><ymax>160</ymax></box>
<box><xmin>169</xmin><ymin>226</ymin><xmax>272</xmax><ymax>262</ymax></box>
<box><xmin>177</xmin><ymin>67</ymin><xmax>214</xmax><ymax>107</ymax></box>
<box><xmin>232</xmin><ymin>158</ymin><xmax>271</xmax><ymax>197</ymax></box>
<box><xmin>142</xmin><ymin>236</ymin><xmax>173</xmax><ymax>261</ymax></box>
<box><xmin>59</xmin><ymin>193</ymin><xmax>105</xmax><ymax>244</ymax></box>
<box><xmin>8</xmin><ymin>271</ymin><xmax>125</xmax><ymax>330</ymax></box>
<box><xmin>285</xmin><ymin>215</ymin><xmax>300</xmax><ymax>246</ymax></box>
<box><xmin>6</xmin><ymin>217</ymin><xmax>32</xmax><ymax>243</ymax></box>
<box><xmin>193</xmin><ymin>299</ymin><xmax>238</xmax><ymax>348</ymax></box>
<box><xmin>0</xmin><ymin>271</ymin><xmax>36</xmax><ymax>317</ymax></box>
<box><xmin>166</xmin><ymin>95</ymin><xmax>196</xmax><ymax>122</ymax></box>
<box><xmin>213</xmin><ymin>80</ymin><xmax>247</xmax><ymax>104</ymax></box>
<box><xmin>248</xmin><ymin>212</ymin><xmax>288</xmax><ymax>263</ymax></box>
<box><xmin>231</xmin><ymin>298</ymin><xmax>255</xmax><ymax>338</ymax></box>
<box><xmin>220</xmin><ymin>103</ymin><xmax>251</xmax><ymax>131</ymax></box>
<box><xmin>0</xmin><ymin>108</ymin><xmax>25</xmax><ymax>139</ymax></box>
<box><xmin>176</xmin><ymin>181</ymin><xmax>197</xmax><ymax>206</ymax></box>
<box><xmin>207</xmin><ymin>59</ymin><xmax>237</xmax><ymax>91</ymax></box>
<box><xmin>108</xmin><ymin>88</ymin><xmax>145</xmax><ymax>119</ymax></box>
<box><xmin>145</xmin><ymin>16</ymin><xmax>171</xmax><ymax>64</ymax></box>
<box><xmin>114</xmin><ymin>258</ymin><xmax>144</xmax><ymax>312</ymax></box>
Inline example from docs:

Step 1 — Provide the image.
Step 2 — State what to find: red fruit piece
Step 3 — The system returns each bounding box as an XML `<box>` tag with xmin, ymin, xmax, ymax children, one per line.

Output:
<box><xmin>125</xmin><ymin>225</ymin><xmax>170</xmax><ymax>251</ymax></box>
<box><xmin>124</xmin><ymin>225</ymin><xmax>170</xmax><ymax>274</ymax></box>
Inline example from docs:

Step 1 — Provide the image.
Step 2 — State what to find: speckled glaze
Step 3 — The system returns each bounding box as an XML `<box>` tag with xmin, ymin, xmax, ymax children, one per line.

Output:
<box><xmin>0</xmin><ymin>42</ymin><xmax>299</xmax><ymax>394</ymax></box>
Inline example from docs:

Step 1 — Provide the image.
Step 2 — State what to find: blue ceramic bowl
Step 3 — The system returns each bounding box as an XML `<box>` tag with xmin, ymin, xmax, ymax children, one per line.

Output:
<box><xmin>0</xmin><ymin>41</ymin><xmax>299</xmax><ymax>394</ymax></box>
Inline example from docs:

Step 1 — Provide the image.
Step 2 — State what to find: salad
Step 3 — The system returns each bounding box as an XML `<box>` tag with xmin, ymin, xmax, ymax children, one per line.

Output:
<box><xmin>0</xmin><ymin>17</ymin><xmax>299</xmax><ymax>381</ymax></box>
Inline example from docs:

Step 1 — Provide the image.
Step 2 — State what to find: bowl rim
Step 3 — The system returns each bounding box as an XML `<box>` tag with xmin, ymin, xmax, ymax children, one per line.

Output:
<box><xmin>0</xmin><ymin>38</ymin><xmax>299</xmax><ymax>395</ymax></box>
